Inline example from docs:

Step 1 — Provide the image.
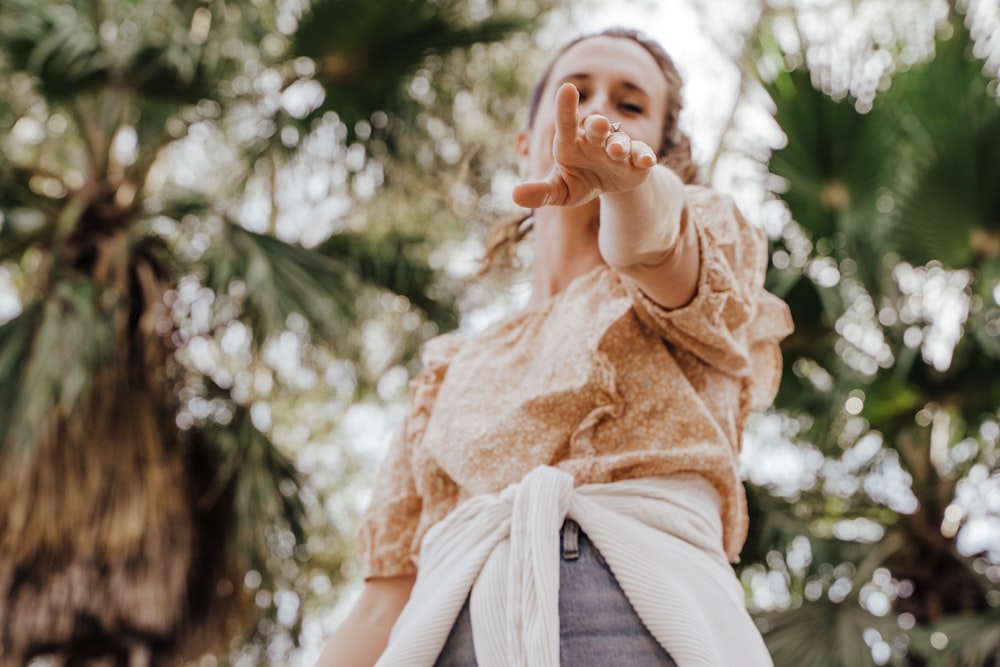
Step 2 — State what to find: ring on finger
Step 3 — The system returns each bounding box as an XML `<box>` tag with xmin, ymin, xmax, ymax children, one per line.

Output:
<box><xmin>604</xmin><ymin>124</ymin><xmax>628</xmax><ymax>150</ymax></box>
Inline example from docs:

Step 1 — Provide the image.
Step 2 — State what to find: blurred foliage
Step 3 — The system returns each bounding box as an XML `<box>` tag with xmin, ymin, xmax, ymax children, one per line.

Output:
<box><xmin>726</xmin><ymin>0</ymin><xmax>1000</xmax><ymax>664</ymax></box>
<box><xmin>14</xmin><ymin>0</ymin><xmax>997</xmax><ymax>664</ymax></box>
<box><xmin>291</xmin><ymin>0</ymin><xmax>530</xmax><ymax>131</ymax></box>
<box><xmin>0</xmin><ymin>0</ymin><xmax>562</xmax><ymax>663</ymax></box>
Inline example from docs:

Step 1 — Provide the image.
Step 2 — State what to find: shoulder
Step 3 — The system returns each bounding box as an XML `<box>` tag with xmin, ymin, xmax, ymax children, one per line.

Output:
<box><xmin>683</xmin><ymin>184</ymin><xmax>738</xmax><ymax>212</ymax></box>
<box><xmin>684</xmin><ymin>186</ymin><xmax>756</xmax><ymax>236</ymax></box>
<box><xmin>419</xmin><ymin>331</ymin><xmax>465</xmax><ymax>370</ymax></box>
<box><xmin>682</xmin><ymin>186</ymin><xmax>768</xmax><ymax>274</ymax></box>
<box><xmin>408</xmin><ymin>331</ymin><xmax>466</xmax><ymax>408</ymax></box>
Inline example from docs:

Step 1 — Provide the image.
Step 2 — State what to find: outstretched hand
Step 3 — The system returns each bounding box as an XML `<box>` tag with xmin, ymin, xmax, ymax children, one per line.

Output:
<box><xmin>512</xmin><ymin>83</ymin><xmax>659</xmax><ymax>210</ymax></box>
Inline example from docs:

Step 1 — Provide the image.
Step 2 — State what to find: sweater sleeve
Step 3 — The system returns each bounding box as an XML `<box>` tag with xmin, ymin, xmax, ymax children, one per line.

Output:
<box><xmin>624</xmin><ymin>187</ymin><xmax>793</xmax><ymax>412</ymax></box>
<box><xmin>356</xmin><ymin>333</ymin><xmax>464</xmax><ymax>579</ymax></box>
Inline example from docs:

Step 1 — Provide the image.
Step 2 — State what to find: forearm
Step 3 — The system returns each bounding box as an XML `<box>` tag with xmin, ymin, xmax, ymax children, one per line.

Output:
<box><xmin>599</xmin><ymin>165</ymin><xmax>684</xmax><ymax>266</ymax></box>
<box><xmin>315</xmin><ymin>575</ymin><xmax>415</xmax><ymax>667</ymax></box>
<box><xmin>598</xmin><ymin>165</ymin><xmax>699</xmax><ymax>308</ymax></box>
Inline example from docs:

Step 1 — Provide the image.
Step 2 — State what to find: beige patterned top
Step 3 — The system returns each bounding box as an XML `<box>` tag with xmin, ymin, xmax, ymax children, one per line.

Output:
<box><xmin>358</xmin><ymin>186</ymin><xmax>794</xmax><ymax>576</ymax></box>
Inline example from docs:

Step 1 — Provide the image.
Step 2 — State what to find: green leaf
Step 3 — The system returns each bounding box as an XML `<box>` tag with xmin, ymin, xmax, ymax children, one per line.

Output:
<box><xmin>969</xmin><ymin>260</ymin><xmax>1000</xmax><ymax>360</ymax></box>
<box><xmin>195</xmin><ymin>406</ymin><xmax>306</xmax><ymax>573</ymax></box>
<box><xmin>884</xmin><ymin>23</ymin><xmax>1000</xmax><ymax>271</ymax></box>
<box><xmin>292</xmin><ymin>0</ymin><xmax>530</xmax><ymax>130</ymax></box>
<box><xmin>316</xmin><ymin>229</ymin><xmax>458</xmax><ymax>331</ymax></box>
<box><xmin>910</xmin><ymin>608</ymin><xmax>1000</xmax><ymax>666</ymax></box>
<box><xmin>0</xmin><ymin>0</ymin><xmax>224</xmax><ymax>105</ymax></box>
<box><xmin>0</xmin><ymin>208</ymin><xmax>58</xmax><ymax>265</ymax></box>
<box><xmin>0</xmin><ymin>300</ymin><xmax>43</xmax><ymax>454</ymax></box>
<box><xmin>0</xmin><ymin>281</ymin><xmax>116</xmax><ymax>465</ymax></box>
<box><xmin>760</xmin><ymin>598</ymin><xmax>899</xmax><ymax>667</ymax></box>
<box><xmin>767</xmin><ymin>68</ymin><xmax>890</xmax><ymax>238</ymax></box>
<box><xmin>765</xmin><ymin>67</ymin><xmax>902</xmax><ymax>298</ymax></box>
<box><xmin>860</xmin><ymin>372</ymin><xmax>923</xmax><ymax>426</ymax></box>
<box><xmin>0</xmin><ymin>0</ymin><xmax>109</xmax><ymax>100</ymax></box>
<box><xmin>200</xmin><ymin>221</ymin><xmax>356</xmax><ymax>345</ymax></box>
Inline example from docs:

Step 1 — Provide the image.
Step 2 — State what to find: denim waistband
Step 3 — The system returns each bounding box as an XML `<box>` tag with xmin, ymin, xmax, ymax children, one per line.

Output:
<box><xmin>434</xmin><ymin>516</ymin><xmax>676</xmax><ymax>666</ymax></box>
<box><xmin>561</xmin><ymin>518</ymin><xmax>580</xmax><ymax>560</ymax></box>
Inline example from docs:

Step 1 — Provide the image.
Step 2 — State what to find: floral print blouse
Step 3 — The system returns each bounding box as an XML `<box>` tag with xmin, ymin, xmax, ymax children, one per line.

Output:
<box><xmin>357</xmin><ymin>186</ymin><xmax>794</xmax><ymax>576</ymax></box>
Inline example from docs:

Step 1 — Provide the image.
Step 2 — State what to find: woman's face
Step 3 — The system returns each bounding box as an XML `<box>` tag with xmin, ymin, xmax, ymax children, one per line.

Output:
<box><xmin>517</xmin><ymin>35</ymin><xmax>671</xmax><ymax>183</ymax></box>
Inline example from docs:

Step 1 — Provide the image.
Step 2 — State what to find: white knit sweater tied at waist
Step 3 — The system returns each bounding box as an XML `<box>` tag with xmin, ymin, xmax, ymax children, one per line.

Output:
<box><xmin>374</xmin><ymin>465</ymin><xmax>773</xmax><ymax>667</ymax></box>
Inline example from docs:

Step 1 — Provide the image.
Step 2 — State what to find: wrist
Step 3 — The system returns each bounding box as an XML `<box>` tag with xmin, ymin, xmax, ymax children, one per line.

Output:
<box><xmin>598</xmin><ymin>166</ymin><xmax>686</xmax><ymax>268</ymax></box>
<box><xmin>633</xmin><ymin>202</ymin><xmax>689</xmax><ymax>268</ymax></box>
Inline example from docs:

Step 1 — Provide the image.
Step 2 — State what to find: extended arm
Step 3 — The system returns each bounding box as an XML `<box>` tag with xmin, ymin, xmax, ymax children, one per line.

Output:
<box><xmin>513</xmin><ymin>83</ymin><xmax>698</xmax><ymax>309</ymax></box>
<box><xmin>599</xmin><ymin>163</ymin><xmax>698</xmax><ymax>309</ymax></box>
<box><xmin>314</xmin><ymin>575</ymin><xmax>416</xmax><ymax>667</ymax></box>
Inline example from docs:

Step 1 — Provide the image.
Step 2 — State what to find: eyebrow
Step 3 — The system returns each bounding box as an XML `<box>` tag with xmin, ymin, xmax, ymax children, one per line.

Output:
<box><xmin>559</xmin><ymin>73</ymin><xmax>650</xmax><ymax>97</ymax></box>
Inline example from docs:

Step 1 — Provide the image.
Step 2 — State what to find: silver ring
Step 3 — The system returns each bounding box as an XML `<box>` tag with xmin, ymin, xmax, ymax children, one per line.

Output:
<box><xmin>604</xmin><ymin>123</ymin><xmax>627</xmax><ymax>150</ymax></box>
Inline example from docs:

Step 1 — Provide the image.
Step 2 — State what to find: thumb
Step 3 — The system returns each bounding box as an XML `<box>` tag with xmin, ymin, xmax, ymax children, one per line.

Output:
<box><xmin>512</xmin><ymin>181</ymin><xmax>553</xmax><ymax>209</ymax></box>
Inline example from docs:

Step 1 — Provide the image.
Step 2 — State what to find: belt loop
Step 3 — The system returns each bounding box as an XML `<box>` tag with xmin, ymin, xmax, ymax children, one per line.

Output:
<box><xmin>562</xmin><ymin>519</ymin><xmax>579</xmax><ymax>560</ymax></box>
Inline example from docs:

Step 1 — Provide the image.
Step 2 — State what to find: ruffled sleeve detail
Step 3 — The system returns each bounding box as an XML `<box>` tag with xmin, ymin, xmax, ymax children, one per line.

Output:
<box><xmin>356</xmin><ymin>333</ymin><xmax>464</xmax><ymax>579</ymax></box>
<box><xmin>405</xmin><ymin>333</ymin><xmax>465</xmax><ymax>446</ymax></box>
<box><xmin>745</xmin><ymin>290</ymin><xmax>794</xmax><ymax>412</ymax></box>
<box><xmin>624</xmin><ymin>188</ymin><xmax>793</xmax><ymax>412</ymax></box>
<box><xmin>569</xmin><ymin>352</ymin><xmax>624</xmax><ymax>455</ymax></box>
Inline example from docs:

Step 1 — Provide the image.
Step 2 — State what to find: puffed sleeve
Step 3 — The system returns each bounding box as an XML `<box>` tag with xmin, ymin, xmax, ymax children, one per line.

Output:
<box><xmin>355</xmin><ymin>333</ymin><xmax>464</xmax><ymax>579</ymax></box>
<box><xmin>625</xmin><ymin>187</ymin><xmax>793</xmax><ymax>412</ymax></box>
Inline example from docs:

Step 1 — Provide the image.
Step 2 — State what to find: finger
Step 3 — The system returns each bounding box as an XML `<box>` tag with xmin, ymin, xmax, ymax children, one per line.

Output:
<box><xmin>604</xmin><ymin>130</ymin><xmax>631</xmax><ymax>161</ymax></box>
<box><xmin>628</xmin><ymin>140</ymin><xmax>658</xmax><ymax>169</ymax></box>
<box><xmin>553</xmin><ymin>83</ymin><xmax>581</xmax><ymax>152</ymax></box>
<box><xmin>583</xmin><ymin>114</ymin><xmax>612</xmax><ymax>145</ymax></box>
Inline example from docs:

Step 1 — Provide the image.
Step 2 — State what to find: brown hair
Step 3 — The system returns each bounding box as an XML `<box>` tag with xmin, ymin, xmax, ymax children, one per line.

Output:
<box><xmin>480</xmin><ymin>27</ymin><xmax>700</xmax><ymax>273</ymax></box>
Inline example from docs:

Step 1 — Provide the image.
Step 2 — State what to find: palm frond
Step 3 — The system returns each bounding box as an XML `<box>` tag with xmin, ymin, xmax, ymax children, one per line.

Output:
<box><xmin>0</xmin><ymin>207</ymin><xmax>58</xmax><ymax>265</ymax></box>
<box><xmin>316</xmin><ymin>229</ymin><xmax>458</xmax><ymax>331</ymax></box>
<box><xmin>884</xmin><ymin>21</ymin><xmax>1000</xmax><ymax>270</ymax></box>
<box><xmin>0</xmin><ymin>300</ymin><xmax>44</xmax><ymax>453</ymax></box>
<box><xmin>291</xmin><ymin>0</ymin><xmax>530</xmax><ymax>130</ymax></box>
<box><xmin>765</xmin><ymin>65</ymin><xmax>905</xmax><ymax>299</ymax></box>
<box><xmin>0</xmin><ymin>0</ymin><xmax>223</xmax><ymax>105</ymax></box>
<box><xmin>969</xmin><ymin>260</ymin><xmax>1000</xmax><ymax>359</ymax></box>
<box><xmin>122</xmin><ymin>42</ymin><xmax>211</xmax><ymax>105</ymax></box>
<box><xmin>0</xmin><ymin>281</ymin><xmax>116</xmax><ymax>467</ymax></box>
<box><xmin>195</xmin><ymin>406</ymin><xmax>306</xmax><ymax>574</ymax></box>
<box><xmin>766</xmin><ymin>68</ymin><xmax>887</xmax><ymax>236</ymax></box>
<box><xmin>859</xmin><ymin>372</ymin><xmax>924</xmax><ymax>427</ymax></box>
<box><xmin>909</xmin><ymin>608</ymin><xmax>1000</xmax><ymax>666</ymax></box>
<box><xmin>0</xmin><ymin>0</ymin><xmax>109</xmax><ymax>100</ymax></box>
<box><xmin>0</xmin><ymin>154</ymin><xmax>66</xmax><ymax>264</ymax></box>
<box><xmin>760</xmin><ymin>598</ymin><xmax>900</xmax><ymax>667</ymax></box>
<box><xmin>200</xmin><ymin>220</ymin><xmax>356</xmax><ymax>345</ymax></box>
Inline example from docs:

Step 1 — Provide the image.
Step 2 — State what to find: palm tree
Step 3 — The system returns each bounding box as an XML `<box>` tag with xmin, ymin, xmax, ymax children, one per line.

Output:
<box><xmin>0</xmin><ymin>0</ymin><xmax>544</xmax><ymax>663</ymax></box>
<box><xmin>738</xmin><ymin>2</ymin><xmax>1000</xmax><ymax>664</ymax></box>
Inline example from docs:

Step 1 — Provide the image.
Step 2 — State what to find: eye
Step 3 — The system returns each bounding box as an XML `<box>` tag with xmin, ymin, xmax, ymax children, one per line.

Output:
<box><xmin>621</xmin><ymin>102</ymin><xmax>644</xmax><ymax>114</ymax></box>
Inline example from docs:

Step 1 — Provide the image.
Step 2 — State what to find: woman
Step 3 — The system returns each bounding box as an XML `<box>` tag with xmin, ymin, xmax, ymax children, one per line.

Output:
<box><xmin>317</xmin><ymin>27</ymin><xmax>792</xmax><ymax>667</ymax></box>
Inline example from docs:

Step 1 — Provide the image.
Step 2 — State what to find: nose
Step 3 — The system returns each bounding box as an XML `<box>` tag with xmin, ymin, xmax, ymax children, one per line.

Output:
<box><xmin>578</xmin><ymin>91</ymin><xmax>614</xmax><ymax>124</ymax></box>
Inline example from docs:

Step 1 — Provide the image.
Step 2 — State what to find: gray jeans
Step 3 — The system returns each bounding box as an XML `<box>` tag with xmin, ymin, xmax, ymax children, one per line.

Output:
<box><xmin>433</xmin><ymin>520</ymin><xmax>678</xmax><ymax>666</ymax></box>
